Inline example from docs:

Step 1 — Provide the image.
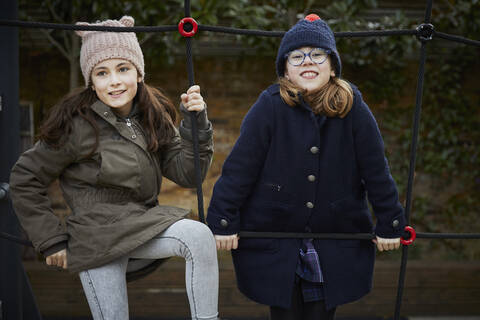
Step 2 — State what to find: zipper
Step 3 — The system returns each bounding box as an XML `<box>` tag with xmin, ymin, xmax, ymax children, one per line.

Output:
<box><xmin>125</xmin><ymin>118</ymin><xmax>137</xmax><ymax>139</ymax></box>
<box><xmin>124</xmin><ymin>117</ymin><xmax>160</xmax><ymax>199</ymax></box>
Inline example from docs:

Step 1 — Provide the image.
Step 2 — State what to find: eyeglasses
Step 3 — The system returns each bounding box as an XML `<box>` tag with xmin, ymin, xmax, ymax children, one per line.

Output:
<box><xmin>285</xmin><ymin>48</ymin><xmax>331</xmax><ymax>66</ymax></box>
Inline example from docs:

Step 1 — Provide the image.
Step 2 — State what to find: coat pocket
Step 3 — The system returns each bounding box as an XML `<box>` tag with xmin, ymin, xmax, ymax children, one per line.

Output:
<box><xmin>97</xmin><ymin>145</ymin><xmax>141</xmax><ymax>190</ymax></box>
<box><xmin>252</xmin><ymin>181</ymin><xmax>294</xmax><ymax>205</ymax></box>
<box><xmin>330</xmin><ymin>195</ymin><xmax>373</xmax><ymax>247</ymax></box>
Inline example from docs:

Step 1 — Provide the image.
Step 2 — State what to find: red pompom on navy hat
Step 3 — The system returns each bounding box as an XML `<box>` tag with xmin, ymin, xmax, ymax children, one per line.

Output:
<box><xmin>276</xmin><ymin>14</ymin><xmax>342</xmax><ymax>78</ymax></box>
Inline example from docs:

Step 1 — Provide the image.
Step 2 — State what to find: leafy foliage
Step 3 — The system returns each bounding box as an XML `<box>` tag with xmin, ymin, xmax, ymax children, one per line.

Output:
<box><xmin>379</xmin><ymin>0</ymin><xmax>480</xmax><ymax>260</ymax></box>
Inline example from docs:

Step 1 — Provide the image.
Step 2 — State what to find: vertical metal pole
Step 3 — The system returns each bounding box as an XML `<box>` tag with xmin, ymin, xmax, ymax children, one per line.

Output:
<box><xmin>393</xmin><ymin>0</ymin><xmax>433</xmax><ymax>319</ymax></box>
<box><xmin>0</xmin><ymin>1</ymin><xmax>42</xmax><ymax>319</ymax></box>
<box><xmin>183</xmin><ymin>0</ymin><xmax>206</xmax><ymax>223</ymax></box>
<box><xmin>0</xmin><ymin>1</ymin><xmax>22</xmax><ymax>318</ymax></box>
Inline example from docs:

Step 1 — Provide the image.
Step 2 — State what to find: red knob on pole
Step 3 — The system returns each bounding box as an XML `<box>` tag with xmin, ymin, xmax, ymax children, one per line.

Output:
<box><xmin>400</xmin><ymin>226</ymin><xmax>416</xmax><ymax>245</ymax></box>
<box><xmin>178</xmin><ymin>17</ymin><xmax>198</xmax><ymax>37</ymax></box>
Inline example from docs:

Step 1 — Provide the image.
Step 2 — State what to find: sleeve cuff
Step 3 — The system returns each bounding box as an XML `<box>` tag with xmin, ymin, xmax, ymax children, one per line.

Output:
<box><xmin>180</xmin><ymin>103</ymin><xmax>210</xmax><ymax>130</ymax></box>
<box><xmin>42</xmin><ymin>241</ymin><xmax>67</xmax><ymax>258</ymax></box>
<box><xmin>207</xmin><ymin>215</ymin><xmax>240</xmax><ymax>235</ymax></box>
<box><xmin>179</xmin><ymin>121</ymin><xmax>213</xmax><ymax>142</ymax></box>
<box><xmin>374</xmin><ymin>213</ymin><xmax>406</xmax><ymax>238</ymax></box>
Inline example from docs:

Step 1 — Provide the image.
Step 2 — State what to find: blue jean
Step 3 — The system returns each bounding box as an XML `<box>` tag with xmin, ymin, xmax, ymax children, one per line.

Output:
<box><xmin>79</xmin><ymin>219</ymin><xmax>219</xmax><ymax>320</ymax></box>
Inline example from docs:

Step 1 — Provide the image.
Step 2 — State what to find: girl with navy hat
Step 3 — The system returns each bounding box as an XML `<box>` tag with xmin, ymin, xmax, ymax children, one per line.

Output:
<box><xmin>207</xmin><ymin>14</ymin><xmax>406</xmax><ymax>319</ymax></box>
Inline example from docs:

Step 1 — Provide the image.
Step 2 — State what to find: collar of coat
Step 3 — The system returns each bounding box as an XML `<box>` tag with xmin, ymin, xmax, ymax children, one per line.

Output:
<box><xmin>90</xmin><ymin>99</ymin><xmax>148</xmax><ymax>151</ymax></box>
<box><xmin>269</xmin><ymin>83</ymin><xmax>327</xmax><ymax>128</ymax></box>
<box><xmin>90</xmin><ymin>99</ymin><xmax>139</xmax><ymax>120</ymax></box>
<box><xmin>269</xmin><ymin>83</ymin><xmax>320</xmax><ymax>113</ymax></box>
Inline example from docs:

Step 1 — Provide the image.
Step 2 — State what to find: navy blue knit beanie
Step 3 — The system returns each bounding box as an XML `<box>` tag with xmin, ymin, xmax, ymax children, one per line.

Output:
<box><xmin>276</xmin><ymin>14</ymin><xmax>341</xmax><ymax>78</ymax></box>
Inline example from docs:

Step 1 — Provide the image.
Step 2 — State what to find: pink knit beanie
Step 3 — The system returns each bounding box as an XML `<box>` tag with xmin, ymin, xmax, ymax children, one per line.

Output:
<box><xmin>75</xmin><ymin>16</ymin><xmax>145</xmax><ymax>87</ymax></box>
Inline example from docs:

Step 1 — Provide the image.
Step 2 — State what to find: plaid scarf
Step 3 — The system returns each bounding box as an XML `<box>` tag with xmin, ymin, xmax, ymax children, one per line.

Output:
<box><xmin>296</xmin><ymin>238</ymin><xmax>324</xmax><ymax>302</ymax></box>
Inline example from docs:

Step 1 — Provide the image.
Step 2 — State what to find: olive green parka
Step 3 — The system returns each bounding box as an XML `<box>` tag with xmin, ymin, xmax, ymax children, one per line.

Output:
<box><xmin>9</xmin><ymin>99</ymin><xmax>213</xmax><ymax>274</ymax></box>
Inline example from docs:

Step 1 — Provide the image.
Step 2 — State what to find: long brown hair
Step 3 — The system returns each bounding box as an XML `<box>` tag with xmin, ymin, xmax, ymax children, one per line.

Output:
<box><xmin>279</xmin><ymin>74</ymin><xmax>353</xmax><ymax>118</ymax></box>
<box><xmin>38</xmin><ymin>82</ymin><xmax>177</xmax><ymax>154</ymax></box>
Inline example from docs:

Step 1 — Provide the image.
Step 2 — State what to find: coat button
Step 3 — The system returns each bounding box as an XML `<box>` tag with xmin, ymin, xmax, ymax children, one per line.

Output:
<box><xmin>307</xmin><ymin>175</ymin><xmax>316</xmax><ymax>182</ymax></box>
<box><xmin>103</xmin><ymin>111</ymin><xmax>109</xmax><ymax>117</ymax></box>
<box><xmin>310</xmin><ymin>146</ymin><xmax>319</xmax><ymax>154</ymax></box>
<box><xmin>306</xmin><ymin>202</ymin><xmax>314</xmax><ymax>209</ymax></box>
<box><xmin>132</xmin><ymin>135</ymin><xmax>137</xmax><ymax>139</ymax></box>
<box><xmin>220</xmin><ymin>219</ymin><xmax>229</xmax><ymax>228</ymax></box>
<box><xmin>392</xmin><ymin>219</ymin><xmax>399</xmax><ymax>228</ymax></box>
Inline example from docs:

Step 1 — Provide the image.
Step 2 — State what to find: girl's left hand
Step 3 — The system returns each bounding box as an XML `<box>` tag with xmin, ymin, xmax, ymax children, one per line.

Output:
<box><xmin>181</xmin><ymin>85</ymin><xmax>206</xmax><ymax>112</ymax></box>
<box><xmin>372</xmin><ymin>236</ymin><xmax>400</xmax><ymax>251</ymax></box>
<box><xmin>214</xmin><ymin>234</ymin><xmax>239</xmax><ymax>251</ymax></box>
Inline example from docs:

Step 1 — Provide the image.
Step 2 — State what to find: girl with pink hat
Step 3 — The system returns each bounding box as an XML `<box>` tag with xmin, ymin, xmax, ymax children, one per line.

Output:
<box><xmin>10</xmin><ymin>16</ymin><xmax>220</xmax><ymax>319</ymax></box>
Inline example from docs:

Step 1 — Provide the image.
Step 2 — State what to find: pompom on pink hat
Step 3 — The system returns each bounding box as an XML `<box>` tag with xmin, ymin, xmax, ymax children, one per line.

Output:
<box><xmin>75</xmin><ymin>16</ymin><xmax>145</xmax><ymax>87</ymax></box>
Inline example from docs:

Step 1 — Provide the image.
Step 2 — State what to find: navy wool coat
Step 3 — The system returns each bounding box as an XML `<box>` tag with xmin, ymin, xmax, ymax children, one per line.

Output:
<box><xmin>207</xmin><ymin>83</ymin><xmax>406</xmax><ymax>310</ymax></box>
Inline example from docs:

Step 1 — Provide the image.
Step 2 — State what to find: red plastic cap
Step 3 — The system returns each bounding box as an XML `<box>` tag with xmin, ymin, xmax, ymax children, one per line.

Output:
<box><xmin>305</xmin><ymin>14</ymin><xmax>321</xmax><ymax>22</ymax></box>
<box><xmin>400</xmin><ymin>226</ymin><xmax>416</xmax><ymax>245</ymax></box>
<box><xmin>178</xmin><ymin>17</ymin><xmax>198</xmax><ymax>37</ymax></box>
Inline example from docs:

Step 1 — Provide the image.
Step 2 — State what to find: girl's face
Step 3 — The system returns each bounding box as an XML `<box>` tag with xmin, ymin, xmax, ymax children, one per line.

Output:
<box><xmin>285</xmin><ymin>46</ymin><xmax>335</xmax><ymax>92</ymax></box>
<box><xmin>91</xmin><ymin>58</ymin><xmax>141</xmax><ymax>117</ymax></box>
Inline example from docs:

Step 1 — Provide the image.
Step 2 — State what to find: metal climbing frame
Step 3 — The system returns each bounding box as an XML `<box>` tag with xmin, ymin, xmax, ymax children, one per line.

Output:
<box><xmin>0</xmin><ymin>0</ymin><xmax>479</xmax><ymax>319</ymax></box>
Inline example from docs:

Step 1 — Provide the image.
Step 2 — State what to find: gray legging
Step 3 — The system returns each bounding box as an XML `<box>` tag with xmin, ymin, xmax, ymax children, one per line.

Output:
<box><xmin>79</xmin><ymin>219</ymin><xmax>219</xmax><ymax>320</ymax></box>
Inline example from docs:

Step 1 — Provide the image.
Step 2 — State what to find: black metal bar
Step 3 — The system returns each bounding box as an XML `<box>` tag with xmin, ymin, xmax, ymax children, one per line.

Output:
<box><xmin>393</xmin><ymin>1</ymin><xmax>433</xmax><ymax>319</ymax></box>
<box><xmin>0</xmin><ymin>1</ymin><xmax>41</xmax><ymax>318</ymax></box>
<box><xmin>0</xmin><ymin>1</ymin><xmax>22</xmax><ymax>317</ymax></box>
<box><xmin>0</xmin><ymin>232</ymin><xmax>34</xmax><ymax>247</ymax></box>
<box><xmin>394</xmin><ymin>244</ymin><xmax>409</xmax><ymax>319</ymax></box>
<box><xmin>424</xmin><ymin>0</ymin><xmax>433</xmax><ymax>23</ymax></box>
<box><xmin>183</xmin><ymin>0</ymin><xmax>206</xmax><ymax>223</ymax></box>
<box><xmin>393</xmin><ymin>38</ymin><xmax>427</xmax><ymax>320</ymax></box>
<box><xmin>239</xmin><ymin>231</ymin><xmax>376</xmax><ymax>240</ymax></box>
<box><xmin>238</xmin><ymin>231</ymin><xmax>480</xmax><ymax>240</ymax></box>
<box><xmin>416</xmin><ymin>232</ymin><xmax>480</xmax><ymax>239</ymax></box>
<box><xmin>435</xmin><ymin>31</ymin><xmax>480</xmax><ymax>46</ymax></box>
<box><xmin>184</xmin><ymin>0</ymin><xmax>191</xmax><ymax>17</ymax></box>
<box><xmin>3</xmin><ymin>228</ymin><xmax>480</xmax><ymax>247</ymax></box>
<box><xmin>404</xmin><ymin>48</ymin><xmax>428</xmax><ymax>224</ymax></box>
<box><xmin>199</xmin><ymin>24</ymin><xmax>416</xmax><ymax>38</ymax></box>
<box><xmin>1</xmin><ymin>19</ymin><xmax>479</xmax><ymax>47</ymax></box>
<box><xmin>0</xmin><ymin>19</ymin><xmax>177</xmax><ymax>32</ymax></box>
